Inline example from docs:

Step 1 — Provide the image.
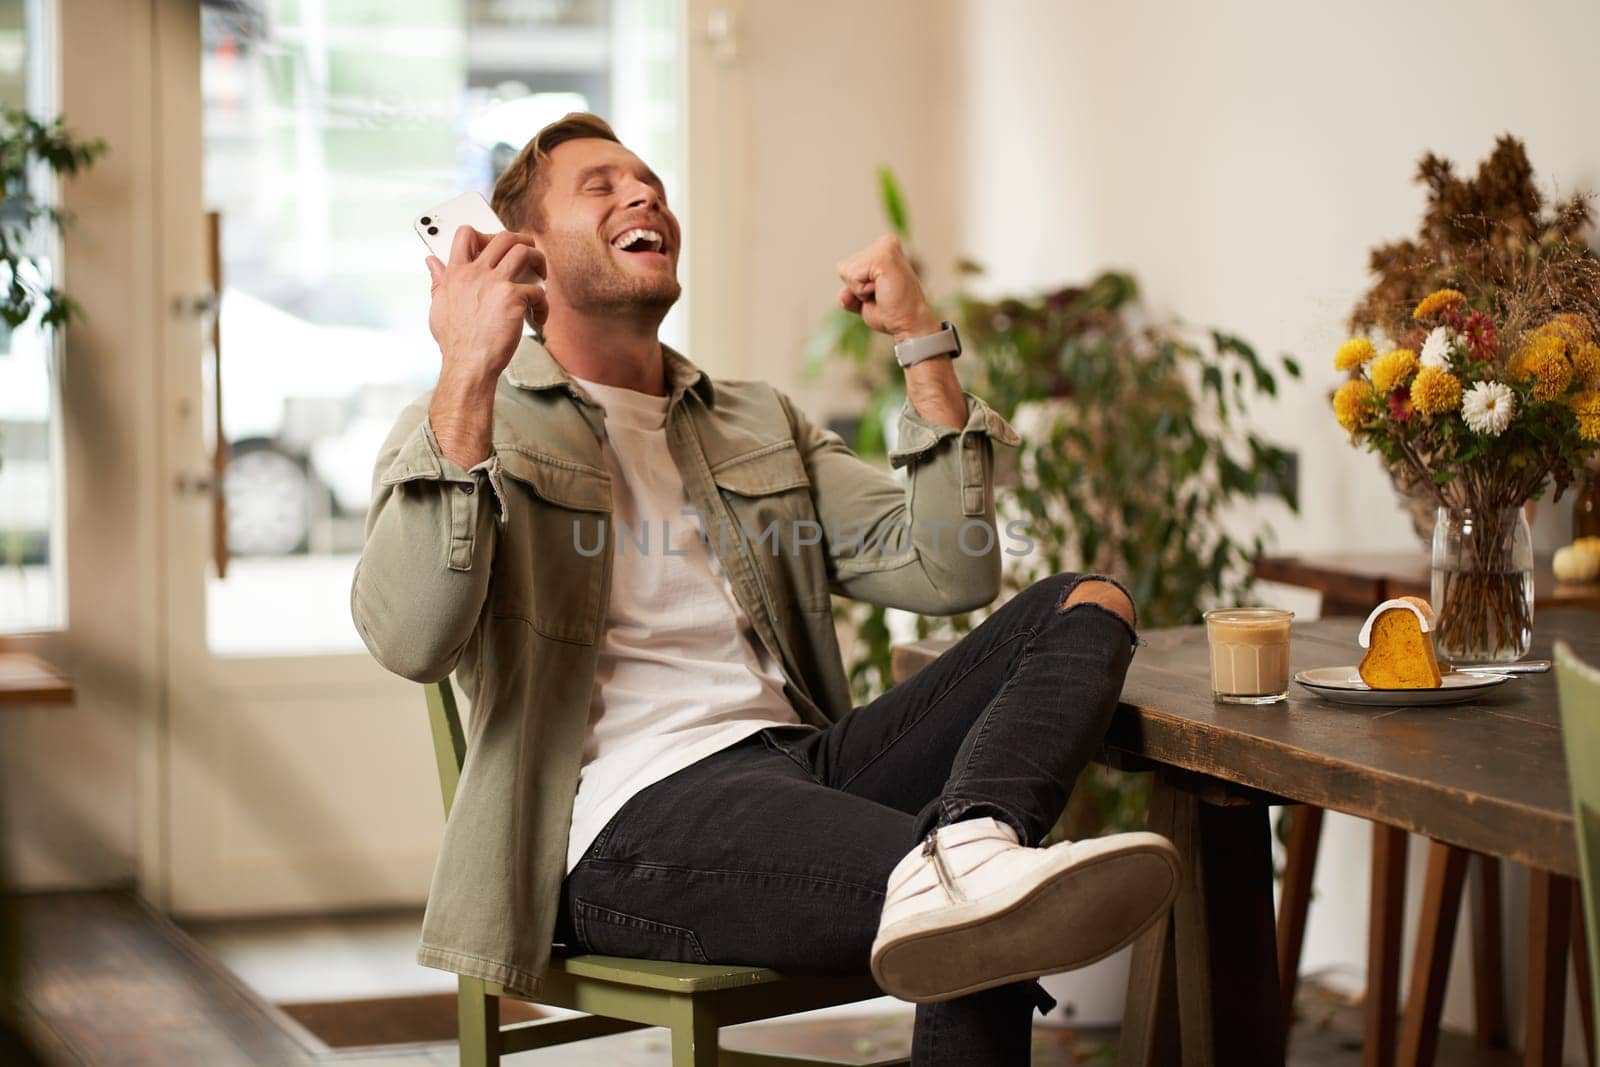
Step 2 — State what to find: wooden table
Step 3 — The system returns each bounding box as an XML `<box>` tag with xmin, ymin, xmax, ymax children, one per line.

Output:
<box><xmin>1255</xmin><ymin>552</ymin><xmax>1600</xmax><ymax>617</ymax></box>
<box><xmin>892</xmin><ymin>610</ymin><xmax>1599</xmax><ymax>1066</ymax></box>
<box><xmin>0</xmin><ymin>652</ymin><xmax>73</xmax><ymax>706</ymax></box>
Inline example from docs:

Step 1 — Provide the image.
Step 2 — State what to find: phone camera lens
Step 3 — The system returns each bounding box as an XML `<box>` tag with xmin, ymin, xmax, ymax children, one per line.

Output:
<box><xmin>427</xmin><ymin>226</ymin><xmax>439</xmax><ymax>236</ymax></box>
<box><xmin>420</xmin><ymin>216</ymin><xmax>431</xmax><ymax>225</ymax></box>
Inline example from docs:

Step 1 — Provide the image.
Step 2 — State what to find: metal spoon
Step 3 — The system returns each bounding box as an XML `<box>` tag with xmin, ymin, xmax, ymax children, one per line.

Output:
<box><xmin>1447</xmin><ymin>660</ymin><xmax>1552</xmax><ymax>675</ymax></box>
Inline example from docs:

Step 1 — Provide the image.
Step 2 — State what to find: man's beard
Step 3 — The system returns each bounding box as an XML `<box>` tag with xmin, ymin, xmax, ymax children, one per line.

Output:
<box><xmin>542</xmin><ymin>232</ymin><xmax>681</xmax><ymax>320</ymax></box>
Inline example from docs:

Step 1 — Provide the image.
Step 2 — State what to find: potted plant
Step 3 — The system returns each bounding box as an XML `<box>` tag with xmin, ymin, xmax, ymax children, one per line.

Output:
<box><xmin>809</xmin><ymin>171</ymin><xmax>1300</xmax><ymax>1027</ymax></box>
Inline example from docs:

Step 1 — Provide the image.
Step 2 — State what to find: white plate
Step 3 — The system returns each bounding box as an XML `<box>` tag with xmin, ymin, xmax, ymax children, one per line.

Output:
<box><xmin>1293</xmin><ymin>666</ymin><xmax>1510</xmax><ymax>707</ymax></box>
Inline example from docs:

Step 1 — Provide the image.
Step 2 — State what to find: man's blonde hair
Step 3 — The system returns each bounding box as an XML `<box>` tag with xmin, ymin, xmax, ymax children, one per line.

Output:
<box><xmin>490</xmin><ymin>111</ymin><xmax>621</xmax><ymax>232</ymax></box>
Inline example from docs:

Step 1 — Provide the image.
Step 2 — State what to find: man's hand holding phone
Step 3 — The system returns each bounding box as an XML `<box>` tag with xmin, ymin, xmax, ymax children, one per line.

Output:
<box><xmin>425</xmin><ymin>226</ymin><xmax>547</xmax><ymax>469</ymax></box>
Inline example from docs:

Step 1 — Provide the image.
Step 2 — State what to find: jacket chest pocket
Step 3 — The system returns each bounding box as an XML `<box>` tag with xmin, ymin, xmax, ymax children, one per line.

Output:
<box><xmin>709</xmin><ymin>441</ymin><xmax>830</xmax><ymax>612</ymax></box>
<box><xmin>498</xmin><ymin>450</ymin><xmax>611</xmax><ymax>645</ymax></box>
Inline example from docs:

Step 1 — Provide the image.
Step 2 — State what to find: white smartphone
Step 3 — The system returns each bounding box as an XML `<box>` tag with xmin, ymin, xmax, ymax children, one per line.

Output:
<box><xmin>415</xmin><ymin>191</ymin><xmax>506</xmax><ymax>263</ymax></box>
<box><xmin>416</xmin><ymin>191</ymin><xmax>543</xmax><ymax>334</ymax></box>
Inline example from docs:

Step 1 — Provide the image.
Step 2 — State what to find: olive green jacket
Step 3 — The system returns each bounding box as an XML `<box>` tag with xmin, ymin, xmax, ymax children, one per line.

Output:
<box><xmin>351</xmin><ymin>337</ymin><xmax>1019</xmax><ymax>996</ymax></box>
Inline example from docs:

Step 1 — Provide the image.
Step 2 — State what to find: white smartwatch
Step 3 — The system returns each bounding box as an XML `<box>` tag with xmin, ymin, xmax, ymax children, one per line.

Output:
<box><xmin>893</xmin><ymin>321</ymin><xmax>962</xmax><ymax>367</ymax></box>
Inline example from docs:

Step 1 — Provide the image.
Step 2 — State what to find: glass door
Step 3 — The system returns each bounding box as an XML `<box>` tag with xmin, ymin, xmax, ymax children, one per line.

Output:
<box><xmin>160</xmin><ymin>0</ymin><xmax>683</xmax><ymax>914</ymax></box>
<box><xmin>204</xmin><ymin>0</ymin><xmax>683</xmax><ymax>654</ymax></box>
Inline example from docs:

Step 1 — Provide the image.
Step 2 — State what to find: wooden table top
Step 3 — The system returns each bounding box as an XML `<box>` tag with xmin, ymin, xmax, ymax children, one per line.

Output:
<box><xmin>893</xmin><ymin>610</ymin><xmax>1599</xmax><ymax>878</ymax></box>
<box><xmin>0</xmin><ymin>652</ymin><xmax>75</xmax><ymax>706</ymax></box>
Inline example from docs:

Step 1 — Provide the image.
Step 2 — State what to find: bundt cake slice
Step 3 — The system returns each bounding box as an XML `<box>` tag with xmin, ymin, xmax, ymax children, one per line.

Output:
<box><xmin>1357</xmin><ymin>596</ymin><xmax>1443</xmax><ymax>689</ymax></box>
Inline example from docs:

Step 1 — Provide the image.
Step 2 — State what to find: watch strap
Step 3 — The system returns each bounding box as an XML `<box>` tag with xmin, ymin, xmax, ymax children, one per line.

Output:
<box><xmin>894</xmin><ymin>321</ymin><xmax>962</xmax><ymax>366</ymax></box>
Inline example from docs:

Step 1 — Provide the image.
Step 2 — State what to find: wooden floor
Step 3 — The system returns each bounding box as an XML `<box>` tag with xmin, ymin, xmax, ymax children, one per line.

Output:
<box><xmin>6</xmin><ymin>890</ymin><xmax>1524</xmax><ymax>1066</ymax></box>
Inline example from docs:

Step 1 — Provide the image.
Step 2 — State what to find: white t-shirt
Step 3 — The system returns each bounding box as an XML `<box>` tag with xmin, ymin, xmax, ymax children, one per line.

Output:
<box><xmin>563</xmin><ymin>374</ymin><xmax>803</xmax><ymax>872</ymax></box>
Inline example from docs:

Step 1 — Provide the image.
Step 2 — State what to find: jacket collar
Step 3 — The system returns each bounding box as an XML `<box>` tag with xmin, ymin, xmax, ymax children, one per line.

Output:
<box><xmin>504</xmin><ymin>335</ymin><xmax>716</xmax><ymax>408</ymax></box>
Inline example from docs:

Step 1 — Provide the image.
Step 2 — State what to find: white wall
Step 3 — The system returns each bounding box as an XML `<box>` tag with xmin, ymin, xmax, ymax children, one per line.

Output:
<box><xmin>684</xmin><ymin>0</ymin><xmax>963</xmax><ymax>415</ymax></box>
<box><xmin>950</xmin><ymin>0</ymin><xmax>1600</xmax><ymax>556</ymax></box>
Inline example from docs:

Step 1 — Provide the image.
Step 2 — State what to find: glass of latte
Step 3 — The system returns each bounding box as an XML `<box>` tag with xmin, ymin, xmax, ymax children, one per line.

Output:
<box><xmin>1203</xmin><ymin>608</ymin><xmax>1294</xmax><ymax>704</ymax></box>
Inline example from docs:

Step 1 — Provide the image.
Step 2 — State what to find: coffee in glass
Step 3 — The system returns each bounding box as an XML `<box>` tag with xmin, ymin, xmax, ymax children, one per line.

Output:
<box><xmin>1203</xmin><ymin>607</ymin><xmax>1294</xmax><ymax>704</ymax></box>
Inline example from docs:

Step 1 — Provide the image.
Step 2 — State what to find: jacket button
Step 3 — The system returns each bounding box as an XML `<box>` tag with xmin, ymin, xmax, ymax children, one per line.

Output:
<box><xmin>461</xmin><ymin>482</ymin><xmax>475</xmax><ymax>495</ymax></box>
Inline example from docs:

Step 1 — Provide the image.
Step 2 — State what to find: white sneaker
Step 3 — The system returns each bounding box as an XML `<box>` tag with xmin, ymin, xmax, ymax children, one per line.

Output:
<box><xmin>869</xmin><ymin>817</ymin><xmax>1181</xmax><ymax>1003</ymax></box>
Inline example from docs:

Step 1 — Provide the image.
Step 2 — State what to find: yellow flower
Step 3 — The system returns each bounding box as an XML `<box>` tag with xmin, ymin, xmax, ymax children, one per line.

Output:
<box><xmin>1516</xmin><ymin>333</ymin><xmax>1574</xmax><ymax>400</ymax></box>
<box><xmin>1413</xmin><ymin>289</ymin><xmax>1466</xmax><ymax>321</ymax></box>
<box><xmin>1411</xmin><ymin>366</ymin><xmax>1462</xmax><ymax>417</ymax></box>
<box><xmin>1535</xmin><ymin>313</ymin><xmax>1594</xmax><ymax>346</ymax></box>
<box><xmin>1572</xmin><ymin>390</ymin><xmax>1600</xmax><ymax>441</ymax></box>
<box><xmin>1334</xmin><ymin>337</ymin><xmax>1377</xmax><ymax>371</ymax></box>
<box><xmin>1370</xmin><ymin>348</ymin><xmax>1419</xmax><ymax>394</ymax></box>
<box><xmin>1571</xmin><ymin>342</ymin><xmax>1600</xmax><ymax>387</ymax></box>
<box><xmin>1333</xmin><ymin>379</ymin><xmax>1372</xmax><ymax>432</ymax></box>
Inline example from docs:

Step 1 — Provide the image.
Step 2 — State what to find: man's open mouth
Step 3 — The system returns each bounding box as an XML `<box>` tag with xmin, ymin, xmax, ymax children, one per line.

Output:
<box><xmin>611</xmin><ymin>227</ymin><xmax>668</xmax><ymax>259</ymax></box>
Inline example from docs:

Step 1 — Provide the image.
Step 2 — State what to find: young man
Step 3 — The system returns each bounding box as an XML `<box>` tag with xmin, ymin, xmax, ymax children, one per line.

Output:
<box><xmin>353</xmin><ymin>113</ymin><xmax>1179</xmax><ymax>1064</ymax></box>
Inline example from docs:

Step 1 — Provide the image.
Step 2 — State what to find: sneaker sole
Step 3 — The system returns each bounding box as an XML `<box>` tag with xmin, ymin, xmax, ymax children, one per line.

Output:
<box><xmin>869</xmin><ymin>833</ymin><xmax>1181</xmax><ymax>1003</ymax></box>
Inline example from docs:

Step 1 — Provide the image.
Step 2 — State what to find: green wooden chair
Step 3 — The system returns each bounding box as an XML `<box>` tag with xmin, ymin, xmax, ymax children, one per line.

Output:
<box><xmin>425</xmin><ymin>680</ymin><xmax>911</xmax><ymax>1066</ymax></box>
<box><xmin>1558</xmin><ymin>639</ymin><xmax>1600</xmax><ymax>1063</ymax></box>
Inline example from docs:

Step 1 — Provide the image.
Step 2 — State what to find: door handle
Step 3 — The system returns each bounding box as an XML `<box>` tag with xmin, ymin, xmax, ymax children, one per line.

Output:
<box><xmin>173</xmin><ymin>291</ymin><xmax>218</xmax><ymax>317</ymax></box>
<box><xmin>175</xmin><ymin>472</ymin><xmax>217</xmax><ymax>495</ymax></box>
<box><xmin>207</xmin><ymin>211</ymin><xmax>230</xmax><ymax>579</ymax></box>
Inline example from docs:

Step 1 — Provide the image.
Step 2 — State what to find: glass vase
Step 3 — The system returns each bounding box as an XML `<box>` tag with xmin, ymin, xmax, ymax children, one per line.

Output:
<box><xmin>1430</xmin><ymin>506</ymin><xmax>1534</xmax><ymax>663</ymax></box>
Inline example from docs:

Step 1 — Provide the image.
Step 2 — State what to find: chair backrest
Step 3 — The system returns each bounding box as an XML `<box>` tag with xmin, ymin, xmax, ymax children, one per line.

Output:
<box><xmin>425</xmin><ymin>680</ymin><xmax>468</xmax><ymax>818</ymax></box>
<box><xmin>1556</xmin><ymin>638</ymin><xmax>1600</xmax><ymax>1056</ymax></box>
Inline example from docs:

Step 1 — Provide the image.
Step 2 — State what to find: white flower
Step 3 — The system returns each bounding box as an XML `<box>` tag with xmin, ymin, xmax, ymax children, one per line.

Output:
<box><xmin>1461</xmin><ymin>380</ymin><xmax>1515</xmax><ymax>435</ymax></box>
<box><xmin>1420</xmin><ymin>326</ymin><xmax>1454</xmax><ymax>369</ymax></box>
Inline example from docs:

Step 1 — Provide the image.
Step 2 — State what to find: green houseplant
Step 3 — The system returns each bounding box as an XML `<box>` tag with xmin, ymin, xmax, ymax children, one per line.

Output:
<box><xmin>0</xmin><ymin>107</ymin><xmax>105</xmax><ymax>329</ymax></box>
<box><xmin>808</xmin><ymin>170</ymin><xmax>1300</xmax><ymax>839</ymax></box>
<box><xmin>0</xmin><ymin>108</ymin><xmax>103</xmax><ymax>572</ymax></box>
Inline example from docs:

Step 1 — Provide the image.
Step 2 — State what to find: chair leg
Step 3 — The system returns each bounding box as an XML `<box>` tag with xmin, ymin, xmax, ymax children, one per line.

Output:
<box><xmin>1277</xmin><ymin>804</ymin><xmax>1324</xmax><ymax>1035</ymax></box>
<box><xmin>668</xmin><ymin>995</ymin><xmax>719</xmax><ymax>1067</ymax></box>
<box><xmin>1397</xmin><ymin>842</ymin><xmax>1470</xmax><ymax>1067</ymax></box>
<box><xmin>1573</xmin><ymin>891</ymin><xmax>1596</xmax><ymax>1067</ymax></box>
<box><xmin>457</xmin><ymin>976</ymin><xmax>501</xmax><ymax>1067</ymax></box>
<box><xmin>1366</xmin><ymin>824</ymin><xmax>1409</xmax><ymax>1067</ymax></box>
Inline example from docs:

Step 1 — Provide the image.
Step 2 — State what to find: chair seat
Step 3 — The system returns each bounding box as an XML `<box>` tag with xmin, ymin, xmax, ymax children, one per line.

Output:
<box><xmin>548</xmin><ymin>954</ymin><xmax>810</xmax><ymax>993</ymax></box>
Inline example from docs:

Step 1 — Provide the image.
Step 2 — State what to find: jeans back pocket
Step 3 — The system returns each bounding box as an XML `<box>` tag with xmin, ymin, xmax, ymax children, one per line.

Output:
<box><xmin>572</xmin><ymin>899</ymin><xmax>711</xmax><ymax>964</ymax></box>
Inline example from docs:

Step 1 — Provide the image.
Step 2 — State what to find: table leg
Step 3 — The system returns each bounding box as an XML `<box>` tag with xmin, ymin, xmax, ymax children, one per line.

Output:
<box><xmin>1397</xmin><ymin>842</ymin><xmax>1470</xmax><ymax>1067</ymax></box>
<box><xmin>1160</xmin><ymin>779</ymin><xmax>1284</xmax><ymax>1066</ymax></box>
<box><xmin>1277</xmin><ymin>804</ymin><xmax>1324</xmax><ymax>1035</ymax></box>
<box><xmin>1366</xmin><ymin>824</ymin><xmax>1409</xmax><ymax>1067</ymax></box>
<box><xmin>1119</xmin><ymin>906</ymin><xmax>1179</xmax><ymax>1067</ymax></box>
<box><xmin>1470</xmin><ymin>854</ymin><xmax>1508</xmax><ymax>1048</ymax></box>
<box><xmin>1121</xmin><ymin>782</ymin><xmax>1180</xmax><ymax>1067</ymax></box>
<box><xmin>1525</xmin><ymin>869</ymin><xmax>1573</xmax><ymax>1067</ymax></box>
<box><xmin>1573</xmin><ymin>892</ymin><xmax>1595</xmax><ymax>1067</ymax></box>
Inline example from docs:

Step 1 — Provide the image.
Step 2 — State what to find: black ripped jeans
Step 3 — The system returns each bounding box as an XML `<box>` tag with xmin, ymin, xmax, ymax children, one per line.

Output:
<box><xmin>555</xmin><ymin>573</ymin><xmax>1139</xmax><ymax>1065</ymax></box>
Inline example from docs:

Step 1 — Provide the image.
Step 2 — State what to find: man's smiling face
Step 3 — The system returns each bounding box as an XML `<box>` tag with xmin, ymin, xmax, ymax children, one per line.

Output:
<box><xmin>531</xmin><ymin>137</ymin><xmax>682</xmax><ymax>320</ymax></box>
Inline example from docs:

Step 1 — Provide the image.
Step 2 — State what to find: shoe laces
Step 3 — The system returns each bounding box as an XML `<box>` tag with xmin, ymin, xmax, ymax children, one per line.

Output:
<box><xmin>922</xmin><ymin>831</ymin><xmax>969</xmax><ymax>904</ymax></box>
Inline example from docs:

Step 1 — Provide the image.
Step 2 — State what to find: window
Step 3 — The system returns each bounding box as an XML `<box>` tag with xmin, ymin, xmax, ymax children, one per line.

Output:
<box><xmin>0</xmin><ymin>0</ymin><xmax>63</xmax><ymax>633</ymax></box>
<box><xmin>199</xmin><ymin>0</ymin><xmax>683</xmax><ymax>653</ymax></box>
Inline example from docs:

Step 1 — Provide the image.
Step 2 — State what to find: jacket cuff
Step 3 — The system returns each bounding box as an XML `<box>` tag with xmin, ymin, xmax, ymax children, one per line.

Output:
<box><xmin>888</xmin><ymin>395</ymin><xmax>1020</xmax><ymax>518</ymax></box>
<box><xmin>378</xmin><ymin>418</ymin><xmax>508</xmax><ymax>569</ymax></box>
<box><xmin>888</xmin><ymin>393</ymin><xmax>1020</xmax><ymax>471</ymax></box>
